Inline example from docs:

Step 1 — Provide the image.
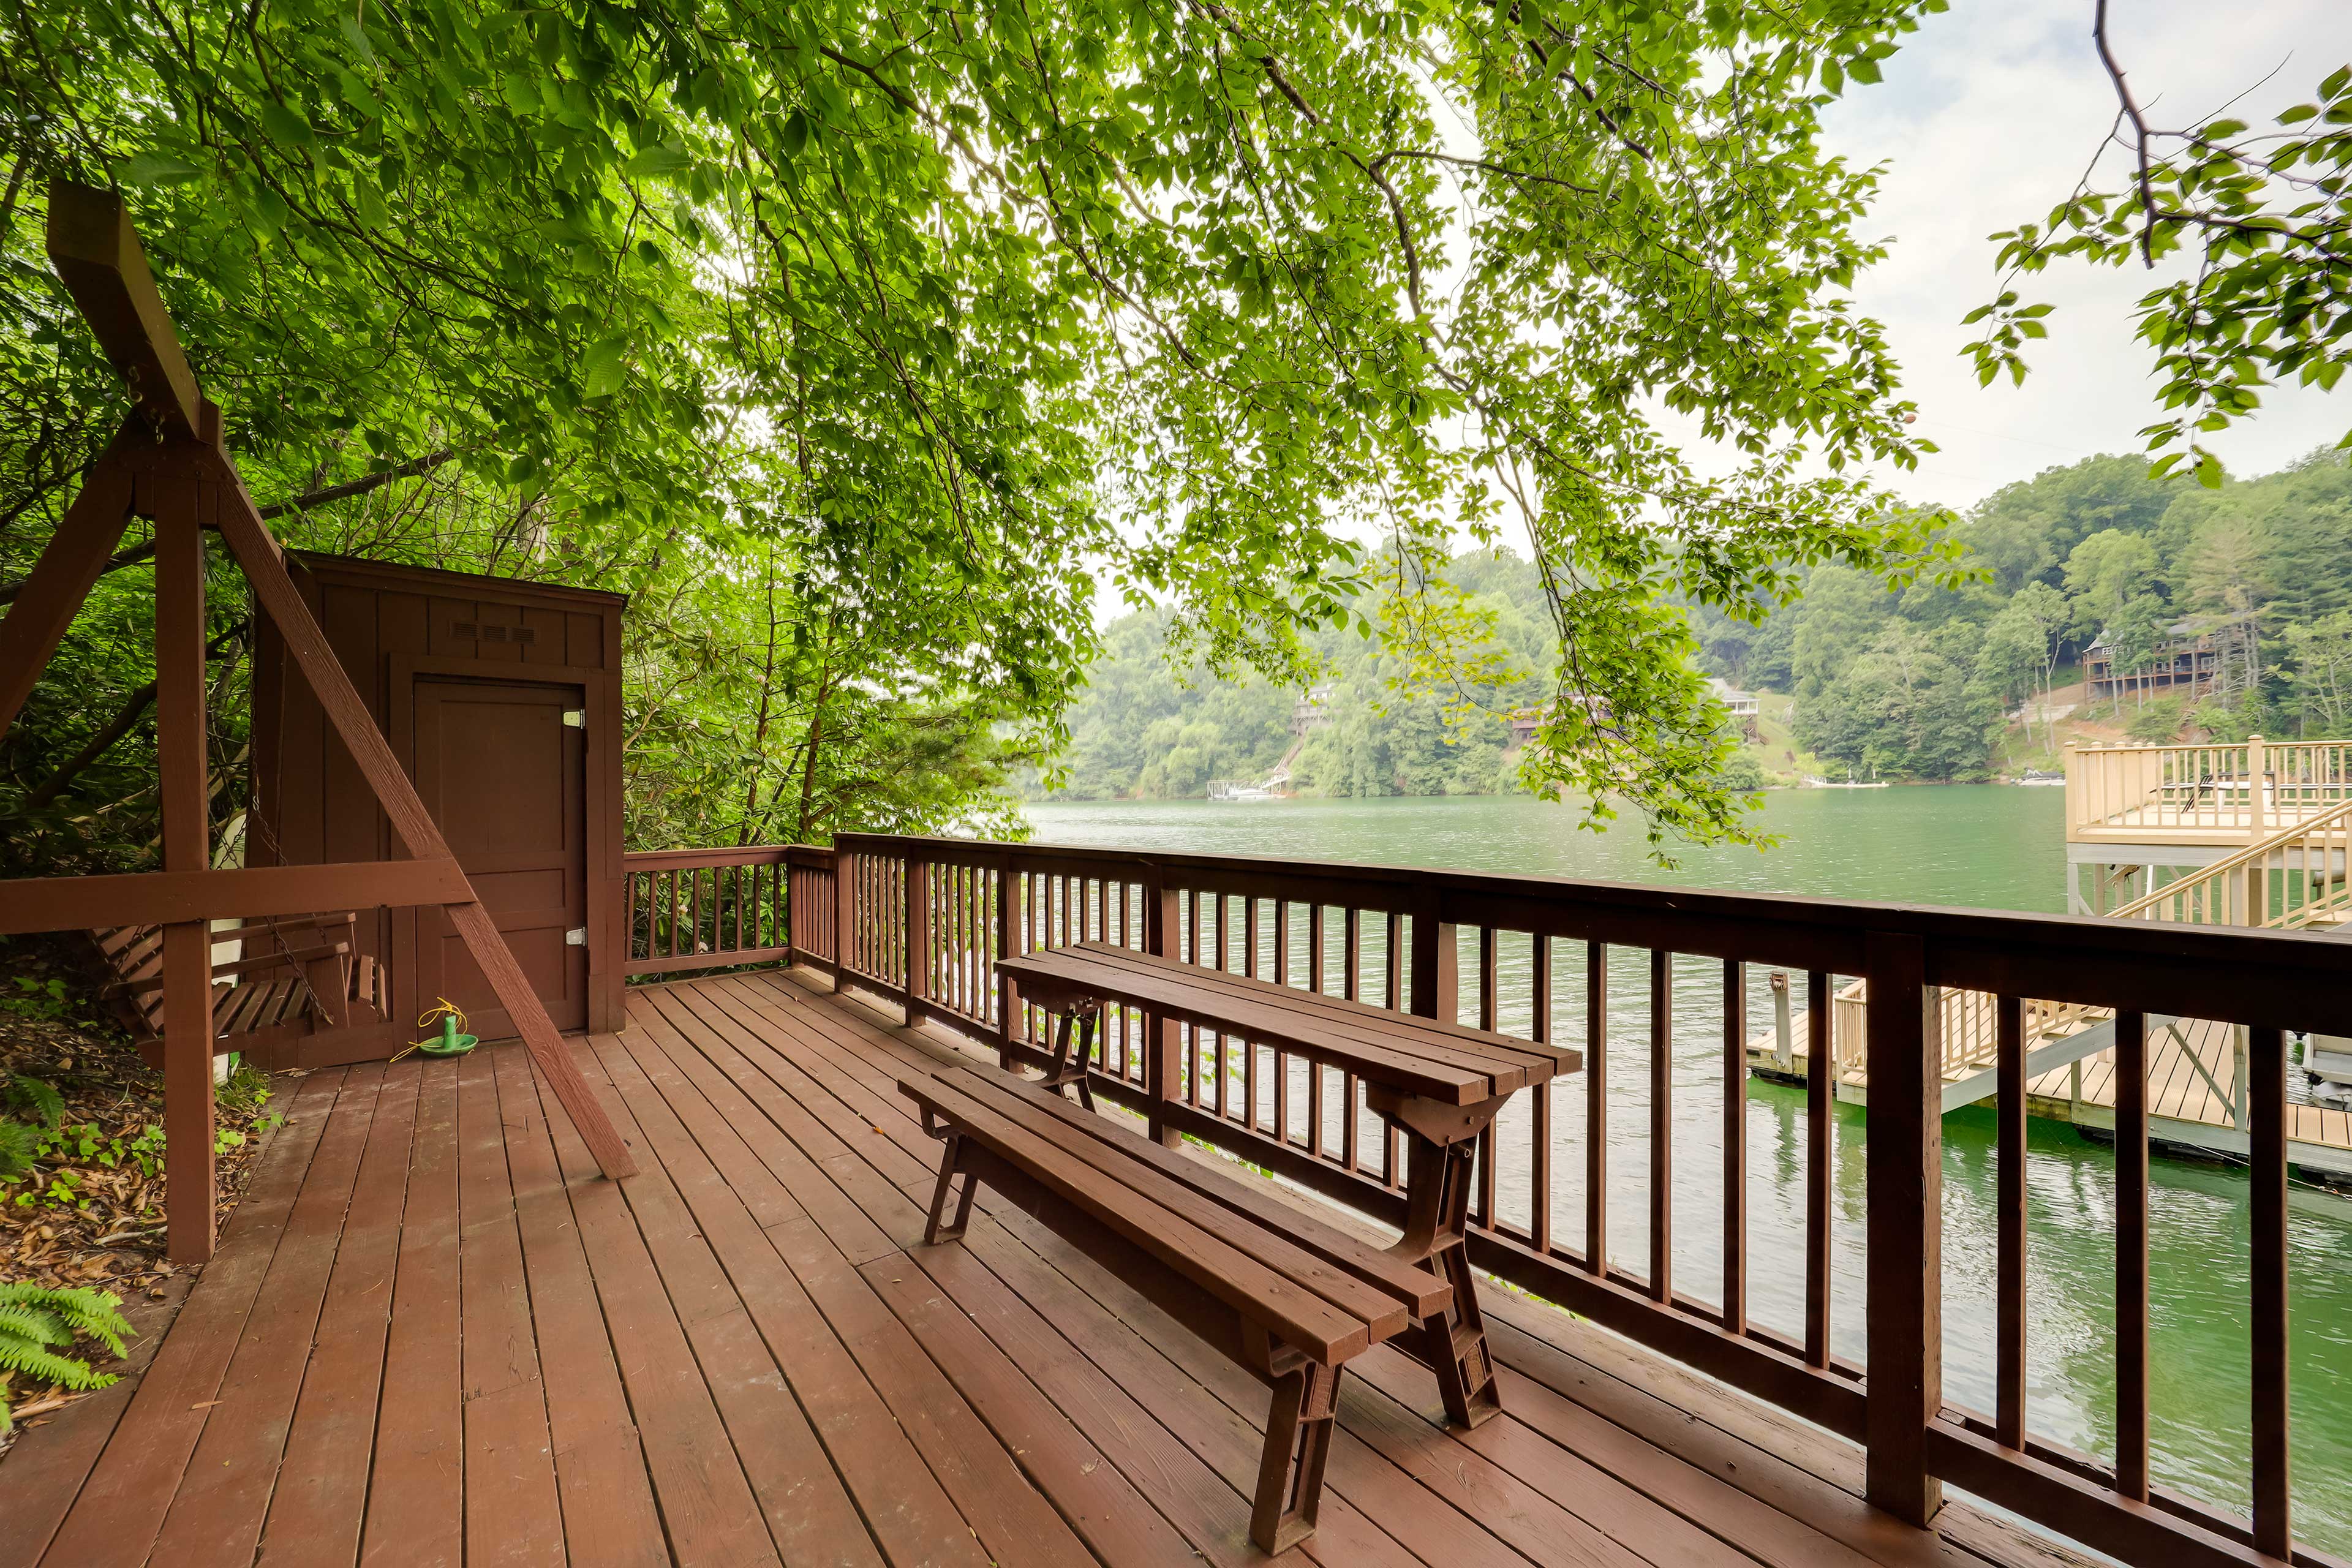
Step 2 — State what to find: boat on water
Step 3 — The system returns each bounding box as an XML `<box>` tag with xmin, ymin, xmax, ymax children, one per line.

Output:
<box><xmin>2016</xmin><ymin>769</ymin><xmax>2065</xmax><ymax>786</ymax></box>
<box><xmin>1800</xmin><ymin>772</ymin><xmax>1890</xmax><ymax>790</ymax></box>
<box><xmin>1207</xmin><ymin>782</ymin><xmax>1280</xmax><ymax>802</ymax></box>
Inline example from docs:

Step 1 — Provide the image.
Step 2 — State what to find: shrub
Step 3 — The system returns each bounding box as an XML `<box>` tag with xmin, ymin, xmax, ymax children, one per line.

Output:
<box><xmin>0</xmin><ymin>1283</ymin><xmax>134</xmax><ymax>1434</ymax></box>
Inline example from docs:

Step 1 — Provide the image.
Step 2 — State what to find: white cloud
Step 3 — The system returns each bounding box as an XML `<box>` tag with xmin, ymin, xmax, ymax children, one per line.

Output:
<box><xmin>1825</xmin><ymin>0</ymin><xmax>2351</xmax><ymax>507</ymax></box>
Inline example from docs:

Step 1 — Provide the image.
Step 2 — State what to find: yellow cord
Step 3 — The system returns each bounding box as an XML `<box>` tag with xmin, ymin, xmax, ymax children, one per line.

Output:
<box><xmin>408</xmin><ymin>997</ymin><xmax>470</xmax><ymax>1048</ymax></box>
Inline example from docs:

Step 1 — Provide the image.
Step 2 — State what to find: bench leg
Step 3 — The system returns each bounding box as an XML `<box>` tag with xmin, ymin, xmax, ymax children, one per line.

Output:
<box><xmin>1042</xmin><ymin>1009</ymin><xmax>1098</xmax><ymax>1110</ymax></box>
<box><xmin>1251</xmin><ymin>1362</ymin><xmax>1339</xmax><ymax>1555</ymax></box>
<box><xmin>1395</xmin><ymin>1138</ymin><xmax>1502</xmax><ymax>1429</ymax></box>
<box><xmin>922</xmin><ymin>1131</ymin><xmax>981</xmax><ymax>1246</ymax></box>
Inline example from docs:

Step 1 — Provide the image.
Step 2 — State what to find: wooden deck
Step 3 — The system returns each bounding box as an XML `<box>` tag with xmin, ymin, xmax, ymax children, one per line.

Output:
<box><xmin>2</xmin><ymin>970</ymin><xmax>2090</xmax><ymax>1568</ymax></box>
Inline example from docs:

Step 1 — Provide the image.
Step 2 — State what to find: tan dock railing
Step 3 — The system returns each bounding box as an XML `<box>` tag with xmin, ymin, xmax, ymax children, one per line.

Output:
<box><xmin>2107</xmin><ymin>796</ymin><xmax>2352</xmax><ymax>930</ymax></box>
<box><xmin>2068</xmin><ymin>736</ymin><xmax>2352</xmax><ymax>841</ymax></box>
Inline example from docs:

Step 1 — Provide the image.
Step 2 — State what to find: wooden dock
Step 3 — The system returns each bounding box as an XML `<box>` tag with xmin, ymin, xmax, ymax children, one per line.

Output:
<box><xmin>1</xmin><ymin>968</ymin><xmax>2086</xmax><ymax>1568</ymax></box>
<box><xmin>1750</xmin><ymin>995</ymin><xmax>2352</xmax><ymax>1177</ymax></box>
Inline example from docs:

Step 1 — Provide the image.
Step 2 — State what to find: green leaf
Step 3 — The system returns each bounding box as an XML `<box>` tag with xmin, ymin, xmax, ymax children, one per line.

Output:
<box><xmin>625</xmin><ymin>145</ymin><xmax>692</xmax><ymax>178</ymax></box>
<box><xmin>118</xmin><ymin>151</ymin><xmax>204</xmax><ymax>187</ymax></box>
<box><xmin>581</xmin><ymin>336</ymin><xmax>629</xmax><ymax>399</ymax></box>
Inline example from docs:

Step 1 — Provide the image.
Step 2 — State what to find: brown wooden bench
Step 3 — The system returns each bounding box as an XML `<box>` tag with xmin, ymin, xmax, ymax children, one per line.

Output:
<box><xmin>90</xmin><ymin>913</ymin><xmax>387</xmax><ymax>1069</ymax></box>
<box><xmin>998</xmin><ymin>940</ymin><xmax>1580</xmax><ymax>1431</ymax></box>
<box><xmin>903</xmin><ymin>1060</ymin><xmax>1449</xmax><ymax>1553</ymax></box>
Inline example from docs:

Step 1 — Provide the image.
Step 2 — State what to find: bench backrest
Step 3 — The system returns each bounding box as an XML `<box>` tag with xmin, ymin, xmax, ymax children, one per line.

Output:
<box><xmin>89</xmin><ymin>924</ymin><xmax>170</xmax><ymax>1038</ymax></box>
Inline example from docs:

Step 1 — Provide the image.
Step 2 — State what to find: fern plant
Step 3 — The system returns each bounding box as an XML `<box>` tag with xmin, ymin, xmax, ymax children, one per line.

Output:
<box><xmin>0</xmin><ymin>1118</ymin><xmax>36</xmax><ymax>1183</ymax></box>
<box><xmin>0</xmin><ymin>1283</ymin><xmax>132</xmax><ymax>1435</ymax></box>
<box><xmin>4</xmin><ymin>1074</ymin><xmax>64</xmax><ymax>1128</ymax></box>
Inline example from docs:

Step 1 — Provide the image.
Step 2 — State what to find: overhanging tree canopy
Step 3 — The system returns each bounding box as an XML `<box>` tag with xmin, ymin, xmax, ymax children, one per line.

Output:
<box><xmin>3</xmin><ymin>0</ymin><xmax>1962</xmax><ymax>850</ymax></box>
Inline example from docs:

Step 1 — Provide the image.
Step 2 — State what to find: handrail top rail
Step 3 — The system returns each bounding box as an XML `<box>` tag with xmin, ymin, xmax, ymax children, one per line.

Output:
<box><xmin>2107</xmin><ymin>796</ymin><xmax>2352</xmax><ymax>923</ymax></box>
<box><xmin>834</xmin><ymin>829</ymin><xmax>2352</xmax><ymax>1033</ymax></box>
<box><xmin>623</xmin><ymin>843</ymin><xmax>807</xmax><ymax>871</ymax></box>
<box><xmin>2067</xmin><ymin>737</ymin><xmax>2342</xmax><ymax>753</ymax></box>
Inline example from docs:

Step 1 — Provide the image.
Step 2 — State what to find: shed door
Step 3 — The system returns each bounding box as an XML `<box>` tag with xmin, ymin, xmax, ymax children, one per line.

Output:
<box><xmin>410</xmin><ymin>677</ymin><xmax>588</xmax><ymax>1035</ymax></box>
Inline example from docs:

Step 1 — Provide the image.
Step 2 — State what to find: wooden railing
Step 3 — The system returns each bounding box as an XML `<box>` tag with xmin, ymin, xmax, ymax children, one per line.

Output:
<box><xmin>2108</xmin><ymin>797</ymin><xmax>2352</xmax><ymax>930</ymax></box>
<box><xmin>2069</xmin><ymin>736</ymin><xmax>2352</xmax><ymax>839</ymax></box>
<box><xmin>624</xmin><ymin>845</ymin><xmax>810</xmax><ymax>975</ymax></box>
<box><xmin>813</xmin><ymin>830</ymin><xmax>2352</xmax><ymax>1568</ymax></box>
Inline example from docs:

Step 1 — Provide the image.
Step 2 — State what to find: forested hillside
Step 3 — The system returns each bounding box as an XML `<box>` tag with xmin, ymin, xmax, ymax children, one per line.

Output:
<box><xmin>1048</xmin><ymin>551</ymin><xmax>1556</xmax><ymax>801</ymax></box>
<box><xmin>1048</xmin><ymin>447</ymin><xmax>2352</xmax><ymax>798</ymax></box>
<box><xmin>1693</xmin><ymin>448</ymin><xmax>2352</xmax><ymax>782</ymax></box>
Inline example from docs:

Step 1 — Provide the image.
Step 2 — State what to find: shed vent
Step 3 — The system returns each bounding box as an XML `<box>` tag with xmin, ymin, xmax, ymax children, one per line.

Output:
<box><xmin>481</xmin><ymin>625</ymin><xmax>508</xmax><ymax>642</ymax></box>
<box><xmin>453</xmin><ymin>620</ymin><xmax>478</xmax><ymax>638</ymax></box>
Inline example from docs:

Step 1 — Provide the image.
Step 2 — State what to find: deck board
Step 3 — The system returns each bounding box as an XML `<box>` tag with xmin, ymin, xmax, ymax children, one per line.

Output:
<box><xmin>2</xmin><ymin>970</ymin><xmax>2104</xmax><ymax>1568</ymax></box>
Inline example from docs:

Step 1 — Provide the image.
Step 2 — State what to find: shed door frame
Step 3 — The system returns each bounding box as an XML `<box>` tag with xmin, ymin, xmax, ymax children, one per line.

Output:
<box><xmin>388</xmin><ymin>654</ymin><xmax>619</xmax><ymax>1037</ymax></box>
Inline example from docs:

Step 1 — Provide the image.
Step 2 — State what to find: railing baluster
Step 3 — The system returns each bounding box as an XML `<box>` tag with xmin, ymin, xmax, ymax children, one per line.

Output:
<box><xmin>1385</xmin><ymin>911</ymin><xmax>1403</xmax><ymax>1186</ymax></box>
<box><xmin>1531</xmin><ymin>934</ymin><xmax>1552</xmax><ymax>1255</ymax></box>
<box><xmin>1806</xmin><ymin>970</ymin><xmax>1832</xmax><ymax>1368</ymax></box>
<box><xmin>1273</xmin><ymin>899</ymin><xmax>1291</xmax><ymax>1145</ymax></box>
<box><xmin>1586</xmin><ymin>940</ymin><xmax>1608</xmax><ymax>1273</ymax></box>
<box><xmin>1307</xmin><ymin>905</ymin><xmax>1325</xmax><ymax>1156</ymax></box>
<box><xmin>1343</xmin><ymin>908</ymin><xmax>1361</xmax><ymax>1172</ymax></box>
<box><xmin>1722</xmin><ymin>957</ymin><xmax>1745</xmax><ymax>1335</ymax></box>
<box><xmin>2249</xmin><ymin>1023</ymin><xmax>2291</xmax><ymax>1559</ymax></box>
<box><xmin>1649</xmin><ymin>948</ymin><xmax>1672</xmax><ymax>1303</ymax></box>
<box><xmin>1997</xmin><ymin>994</ymin><xmax>2027</xmax><ymax>1449</ymax></box>
<box><xmin>1476</xmin><ymin>924</ymin><xmax>1499</xmax><ymax>1229</ymax></box>
<box><xmin>2115</xmin><ymin>1008</ymin><xmax>2150</xmax><ymax>1504</ymax></box>
<box><xmin>1243</xmin><ymin>895</ymin><xmax>1261</xmax><ymax>1131</ymax></box>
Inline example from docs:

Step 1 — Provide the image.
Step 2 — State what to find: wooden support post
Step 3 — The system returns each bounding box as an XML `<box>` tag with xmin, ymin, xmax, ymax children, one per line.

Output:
<box><xmin>1863</xmin><ymin>932</ymin><xmax>1942</xmax><ymax>1526</ymax></box>
<box><xmin>0</xmin><ymin>435</ymin><xmax>138</xmax><ymax>738</ymax></box>
<box><xmin>1407</xmin><ymin>892</ymin><xmax>1457</xmax><ymax>1025</ymax></box>
<box><xmin>834</xmin><ymin>844</ymin><xmax>856</xmax><ymax>982</ymax></box>
<box><xmin>904</xmin><ymin>856</ymin><xmax>930</xmax><ymax>1023</ymax></box>
<box><xmin>994</xmin><ymin>856</ymin><xmax>1020</xmax><ymax>1063</ymax></box>
<box><xmin>154</xmin><ymin>472</ymin><xmax>216</xmax><ymax>1264</ymax></box>
<box><xmin>1142</xmin><ymin>873</ymin><xmax>1182</xmax><ymax>1147</ymax></box>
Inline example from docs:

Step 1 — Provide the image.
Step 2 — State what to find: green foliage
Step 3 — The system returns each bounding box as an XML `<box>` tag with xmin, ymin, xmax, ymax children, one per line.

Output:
<box><xmin>1047</xmin><ymin>550</ymin><xmax>1548</xmax><ymax>803</ymax></box>
<box><xmin>0</xmin><ymin>977</ymin><xmax>70</xmax><ymax>1020</ymax></box>
<box><xmin>1698</xmin><ymin>449</ymin><xmax>2352</xmax><ymax>774</ymax></box>
<box><xmin>2</xmin><ymin>0</ymin><xmax>1966</xmax><ymax>859</ymax></box>
<box><xmin>0</xmin><ymin>1120</ymin><xmax>36</xmax><ymax>1183</ymax></box>
<box><xmin>1967</xmin><ymin>54</ymin><xmax>2352</xmax><ymax>478</ymax></box>
<box><xmin>2</xmin><ymin>1065</ymin><xmax>274</xmax><ymax>1212</ymax></box>
<box><xmin>4</xmin><ymin>1074</ymin><xmax>64</xmax><ymax>1128</ymax></box>
<box><xmin>0</xmin><ymin>1283</ymin><xmax>133</xmax><ymax>1432</ymax></box>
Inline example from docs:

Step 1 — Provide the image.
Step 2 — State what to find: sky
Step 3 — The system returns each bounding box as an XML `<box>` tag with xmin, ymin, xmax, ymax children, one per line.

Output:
<box><xmin>1823</xmin><ymin>0</ymin><xmax>2352</xmax><ymax>509</ymax></box>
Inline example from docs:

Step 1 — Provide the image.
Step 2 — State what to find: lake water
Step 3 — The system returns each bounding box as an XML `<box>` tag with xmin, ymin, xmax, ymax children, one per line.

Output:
<box><xmin>1022</xmin><ymin>789</ymin><xmax>2352</xmax><ymax>1553</ymax></box>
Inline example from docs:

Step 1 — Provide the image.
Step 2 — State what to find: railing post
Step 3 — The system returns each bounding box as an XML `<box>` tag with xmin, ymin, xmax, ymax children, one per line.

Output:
<box><xmin>1863</xmin><ymin>931</ymin><xmax>1942</xmax><ymax>1526</ymax></box>
<box><xmin>782</xmin><ymin>858</ymin><xmax>798</xmax><ymax>970</ymax></box>
<box><xmin>834</xmin><ymin>842</ymin><xmax>855</xmax><ymax>984</ymax></box>
<box><xmin>993</xmin><ymin>854</ymin><xmax>1020</xmax><ymax>1068</ymax></box>
<box><xmin>1142</xmin><ymin>867</ymin><xmax>1182</xmax><ymax>1147</ymax></box>
<box><xmin>903</xmin><ymin>853</ymin><xmax>930</xmax><ymax>1025</ymax></box>
<box><xmin>1408</xmin><ymin>889</ymin><xmax>1458</xmax><ymax>1023</ymax></box>
<box><xmin>156</xmin><ymin>487</ymin><xmax>215</xmax><ymax>1265</ymax></box>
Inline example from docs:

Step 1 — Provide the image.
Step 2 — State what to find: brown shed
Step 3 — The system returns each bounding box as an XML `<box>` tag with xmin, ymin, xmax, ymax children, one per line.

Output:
<box><xmin>249</xmin><ymin>552</ymin><xmax>627</xmax><ymax>1057</ymax></box>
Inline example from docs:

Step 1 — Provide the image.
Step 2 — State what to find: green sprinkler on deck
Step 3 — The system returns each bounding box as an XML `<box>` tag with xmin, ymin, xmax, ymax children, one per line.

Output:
<box><xmin>413</xmin><ymin>998</ymin><xmax>478</xmax><ymax>1058</ymax></box>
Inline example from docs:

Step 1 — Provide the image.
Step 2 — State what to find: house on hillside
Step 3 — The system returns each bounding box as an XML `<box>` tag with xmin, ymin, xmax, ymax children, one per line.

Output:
<box><xmin>1291</xmin><ymin>684</ymin><xmax>1335</xmax><ymax>736</ymax></box>
<box><xmin>2084</xmin><ymin>611</ymin><xmax>2255</xmax><ymax>703</ymax></box>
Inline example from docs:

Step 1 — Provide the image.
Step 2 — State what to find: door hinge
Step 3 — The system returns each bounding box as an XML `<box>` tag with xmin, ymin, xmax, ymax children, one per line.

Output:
<box><xmin>565</xmin><ymin>926</ymin><xmax>588</xmax><ymax>947</ymax></box>
<box><xmin>562</xmin><ymin>708</ymin><xmax>587</xmax><ymax>730</ymax></box>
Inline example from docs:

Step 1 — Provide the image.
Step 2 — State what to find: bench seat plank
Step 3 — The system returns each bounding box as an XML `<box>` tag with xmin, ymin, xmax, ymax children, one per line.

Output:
<box><xmin>951</xmin><ymin>1066</ymin><xmax>1450</xmax><ymax>1321</ymax></box>
<box><xmin>1002</xmin><ymin>942</ymin><xmax>1578</xmax><ymax>1104</ymax></box>
<box><xmin>902</xmin><ymin>1069</ymin><xmax>1379</xmax><ymax>1364</ymax></box>
<box><xmin>932</xmin><ymin>1065</ymin><xmax>1419</xmax><ymax>1336</ymax></box>
<box><xmin>1064</xmin><ymin>941</ymin><xmax>1575</xmax><ymax>1079</ymax></box>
